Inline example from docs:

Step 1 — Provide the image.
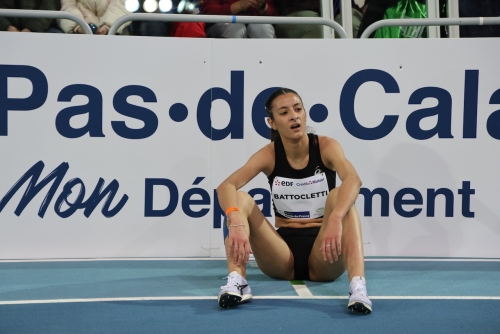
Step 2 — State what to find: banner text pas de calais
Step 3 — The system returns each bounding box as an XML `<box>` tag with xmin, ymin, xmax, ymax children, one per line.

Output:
<box><xmin>1</xmin><ymin>65</ymin><xmax>499</xmax><ymax>140</ymax></box>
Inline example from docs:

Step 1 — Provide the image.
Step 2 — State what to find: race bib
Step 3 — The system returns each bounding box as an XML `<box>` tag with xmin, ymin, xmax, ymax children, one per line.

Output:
<box><xmin>272</xmin><ymin>173</ymin><xmax>329</xmax><ymax>219</ymax></box>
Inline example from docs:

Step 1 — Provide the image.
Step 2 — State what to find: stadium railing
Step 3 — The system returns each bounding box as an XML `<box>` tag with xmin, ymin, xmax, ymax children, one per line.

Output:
<box><xmin>2</xmin><ymin>6</ymin><xmax>500</xmax><ymax>40</ymax></box>
<box><xmin>0</xmin><ymin>8</ymin><xmax>93</xmax><ymax>34</ymax></box>
<box><xmin>107</xmin><ymin>13</ymin><xmax>347</xmax><ymax>37</ymax></box>
<box><xmin>360</xmin><ymin>17</ymin><xmax>500</xmax><ymax>39</ymax></box>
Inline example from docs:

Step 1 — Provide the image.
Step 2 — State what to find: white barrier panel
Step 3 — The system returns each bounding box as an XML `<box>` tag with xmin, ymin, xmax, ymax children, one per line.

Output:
<box><xmin>0</xmin><ymin>34</ymin><xmax>499</xmax><ymax>259</ymax></box>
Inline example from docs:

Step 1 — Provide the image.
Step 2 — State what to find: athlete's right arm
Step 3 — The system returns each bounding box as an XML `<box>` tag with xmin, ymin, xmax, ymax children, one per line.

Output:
<box><xmin>217</xmin><ymin>143</ymin><xmax>274</xmax><ymax>211</ymax></box>
<box><xmin>216</xmin><ymin>144</ymin><xmax>274</xmax><ymax>265</ymax></box>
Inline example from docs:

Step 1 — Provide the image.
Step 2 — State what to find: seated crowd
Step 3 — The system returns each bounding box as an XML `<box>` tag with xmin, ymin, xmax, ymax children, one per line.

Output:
<box><xmin>0</xmin><ymin>0</ymin><xmax>499</xmax><ymax>38</ymax></box>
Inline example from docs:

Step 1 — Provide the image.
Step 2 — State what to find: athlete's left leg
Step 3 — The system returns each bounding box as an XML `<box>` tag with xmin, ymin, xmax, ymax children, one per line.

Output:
<box><xmin>308</xmin><ymin>188</ymin><xmax>372</xmax><ymax>313</ymax></box>
<box><xmin>307</xmin><ymin>188</ymin><xmax>364</xmax><ymax>281</ymax></box>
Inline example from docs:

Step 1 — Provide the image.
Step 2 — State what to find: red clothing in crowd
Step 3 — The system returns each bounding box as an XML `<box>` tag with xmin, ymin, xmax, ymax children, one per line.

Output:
<box><xmin>170</xmin><ymin>22</ymin><xmax>206</xmax><ymax>37</ymax></box>
<box><xmin>202</xmin><ymin>0</ymin><xmax>279</xmax><ymax>16</ymax></box>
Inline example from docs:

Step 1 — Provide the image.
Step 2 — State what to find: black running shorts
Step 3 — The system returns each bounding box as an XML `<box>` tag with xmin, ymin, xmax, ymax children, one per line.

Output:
<box><xmin>277</xmin><ymin>227</ymin><xmax>321</xmax><ymax>280</ymax></box>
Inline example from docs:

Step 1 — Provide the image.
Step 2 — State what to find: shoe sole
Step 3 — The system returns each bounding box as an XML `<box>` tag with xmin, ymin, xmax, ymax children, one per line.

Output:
<box><xmin>218</xmin><ymin>292</ymin><xmax>242</xmax><ymax>309</ymax></box>
<box><xmin>240</xmin><ymin>293</ymin><xmax>253</xmax><ymax>304</ymax></box>
<box><xmin>347</xmin><ymin>301</ymin><xmax>372</xmax><ymax>314</ymax></box>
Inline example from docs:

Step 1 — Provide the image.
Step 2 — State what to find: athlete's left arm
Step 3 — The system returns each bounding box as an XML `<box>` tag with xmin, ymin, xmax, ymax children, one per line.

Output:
<box><xmin>319</xmin><ymin>136</ymin><xmax>362</xmax><ymax>223</ymax></box>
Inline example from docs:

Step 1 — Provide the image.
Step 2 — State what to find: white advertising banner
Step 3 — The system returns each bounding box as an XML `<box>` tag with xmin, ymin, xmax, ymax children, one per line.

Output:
<box><xmin>0</xmin><ymin>33</ymin><xmax>499</xmax><ymax>259</ymax></box>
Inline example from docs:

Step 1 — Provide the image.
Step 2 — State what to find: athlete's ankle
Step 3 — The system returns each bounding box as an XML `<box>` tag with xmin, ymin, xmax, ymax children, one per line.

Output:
<box><xmin>227</xmin><ymin>268</ymin><xmax>246</xmax><ymax>278</ymax></box>
<box><xmin>350</xmin><ymin>276</ymin><xmax>366</xmax><ymax>283</ymax></box>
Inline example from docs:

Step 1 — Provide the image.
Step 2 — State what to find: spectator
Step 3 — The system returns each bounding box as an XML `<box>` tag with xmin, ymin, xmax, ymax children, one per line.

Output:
<box><xmin>170</xmin><ymin>0</ymin><xmax>206</xmax><ymax>38</ymax></box>
<box><xmin>459</xmin><ymin>0</ymin><xmax>500</xmax><ymax>37</ymax></box>
<box><xmin>202</xmin><ymin>0</ymin><xmax>278</xmax><ymax>38</ymax></box>
<box><xmin>356</xmin><ymin>0</ymin><xmax>427</xmax><ymax>38</ymax></box>
<box><xmin>356</xmin><ymin>0</ymin><xmax>397</xmax><ymax>38</ymax></box>
<box><xmin>334</xmin><ymin>0</ymin><xmax>363</xmax><ymax>38</ymax></box>
<box><xmin>58</xmin><ymin>0</ymin><xmax>130</xmax><ymax>34</ymax></box>
<box><xmin>130</xmin><ymin>19</ymin><xmax>168</xmax><ymax>36</ymax></box>
<box><xmin>274</xmin><ymin>0</ymin><xmax>322</xmax><ymax>38</ymax></box>
<box><xmin>0</xmin><ymin>0</ymin><xmax>61</xmax><ymax>33</ymax></box>
<box><xmin>170</xmin><ymin>21</ymin><xmax>206</xmax><ymax>37</ymax></box>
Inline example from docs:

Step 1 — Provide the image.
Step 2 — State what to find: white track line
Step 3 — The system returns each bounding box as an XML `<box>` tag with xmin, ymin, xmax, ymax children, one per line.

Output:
<box><xmin>0</xmin><ymin>297</ymin><xmax>216</xmax><ymax>305</ymax></box>
<box><xmin>364</xmin><ymin>258</ymin><xmax>500</xmax><ymax>262</ymax></box>
<box><xmin>1</xmin><ymin>257</ymin><xmax>499</xmax><ymax>263</ymax></box>
<box><xmin>1</xmin><ymin>296</ymin><xmax>500</xmax><ymax>305</ymax></box>
<box><xmin>292</xmin><ymin>284</ymin><xmax>314</xmax><ymax>297</ymax></box>
<box><xmin>0</xmin><ymin>258</ymin><xmax>224</xmax><ymax>263</ymax></box>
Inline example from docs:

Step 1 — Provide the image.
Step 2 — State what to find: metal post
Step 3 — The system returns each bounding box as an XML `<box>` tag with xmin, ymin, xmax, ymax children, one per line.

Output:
<box><xmin>321</xmin><ymin>0</ymin><xmax>335</xmax><ymax>39</ymax></box>
<box><xmin>447</xmin><ymin>0</ymin><xmax>460</xmax><ymax>38</ymax></box>
<box><xmin>426</xmin><ymin>0</ymin><xmax>440</xmax><ymax>38</ymax></box>
<box><xmin>341</xmin><ymin>0</ymin><xmax>353</xmax><ymax>38</ymax></box>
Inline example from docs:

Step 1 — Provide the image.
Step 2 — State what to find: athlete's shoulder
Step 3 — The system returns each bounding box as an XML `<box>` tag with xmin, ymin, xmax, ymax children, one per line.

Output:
<box><xmin>317</xmin><ymin>135</ymin><xmax>345</xmax><ymax>170</ymax></box>
<box><xmin>256</xmin><ymin>141</ymin><xmax>275</xmax><ymax>157</ymax></box>
<box><xmin>317</xmin><ymin>135</ymin><xmax>341</xmax><ymax>151</ymax></box>
<box><xmin>249</xmin><ymin>142</ymin><xmax>275</xmax><ymax>175</ymax></box>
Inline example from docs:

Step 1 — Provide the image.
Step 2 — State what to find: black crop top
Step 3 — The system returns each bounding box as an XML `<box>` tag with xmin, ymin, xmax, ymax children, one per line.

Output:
<box><xmin>267</xmin><ymin>133</ymin><xmax>337</xmax><ymax>218</ymax></box>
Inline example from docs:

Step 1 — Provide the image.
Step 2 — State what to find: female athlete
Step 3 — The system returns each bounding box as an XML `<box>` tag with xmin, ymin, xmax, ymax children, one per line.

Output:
<box><xmin>216</xmin><ymin>88</ymin><xmax>372</xmax><ymax>313</ymax></box>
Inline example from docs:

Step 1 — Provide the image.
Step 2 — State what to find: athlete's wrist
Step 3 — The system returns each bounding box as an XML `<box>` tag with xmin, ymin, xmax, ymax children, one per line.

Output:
<box><xmin>328</xmin><ymin>213</ymin><xmax>343</xmax><ymax>223</ymax></box>
<box><xmin>227</xmin><ymin>211</ymin><xmax>241</xmax><ymax>223</ymax></box>
<box><xmin>225</xmin><ymin>207</ymin><xmax>239</xmax><ymax>216</ymax></box>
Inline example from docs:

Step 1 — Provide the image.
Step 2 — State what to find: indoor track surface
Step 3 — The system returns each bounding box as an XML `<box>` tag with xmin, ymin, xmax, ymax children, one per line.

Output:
<box><xmin>1</xmin><ymin>259</ymin><xmax>499</xmax><ymax>333</ymax></box>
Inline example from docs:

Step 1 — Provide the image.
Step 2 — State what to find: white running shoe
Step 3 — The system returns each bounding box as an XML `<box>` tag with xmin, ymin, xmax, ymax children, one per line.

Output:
<box><xmin>348</xmin><ymin>276</ymin><xmax>372</xmax><ymax>314</ymax></box>
<box><xmin>218</xmin><ymin>271</ymin><xmax>253</xmax><ymax>309</ymax></box>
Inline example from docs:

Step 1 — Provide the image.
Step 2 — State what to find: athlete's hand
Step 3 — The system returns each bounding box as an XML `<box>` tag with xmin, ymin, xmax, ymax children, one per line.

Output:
<box><xmin>321</xmin><ymin>215</ymin><xmax>342</xmax><ymax>263</ymax></box>
<box><xmin>226</xmin><ymin>212</ymin><xmax>252</xmax><ymax>266</ymax></box>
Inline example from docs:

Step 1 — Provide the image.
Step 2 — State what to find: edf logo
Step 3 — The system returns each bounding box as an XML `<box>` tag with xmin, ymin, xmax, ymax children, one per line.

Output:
<box><xmin>273</xmin><ymin>180</ymin><xmax>293</xmax><ymax>187</ymax></box>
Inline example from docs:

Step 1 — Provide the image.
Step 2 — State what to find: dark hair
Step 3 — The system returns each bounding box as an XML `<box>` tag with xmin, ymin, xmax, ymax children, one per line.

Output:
<box><xmin>265</xmin><ymin>88</ymin><xmax>303</xmax><ymax>142</ymax></box>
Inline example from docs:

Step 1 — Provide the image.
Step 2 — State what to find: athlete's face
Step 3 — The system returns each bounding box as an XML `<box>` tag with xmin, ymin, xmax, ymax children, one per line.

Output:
<box><xmin>267</xmin><ymin>93</ymin><xmax>306</xmax><ymax>139</ymax></box>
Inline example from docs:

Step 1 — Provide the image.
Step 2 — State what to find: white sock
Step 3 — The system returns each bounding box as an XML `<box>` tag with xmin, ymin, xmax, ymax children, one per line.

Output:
<box><xmin>351</xmin><ymin>276</ymin><xmax>366</xmax><ymax>283</ymax></box>
<box><xmin>228</xmin><ymin>271</ymin><xmax>240</xmax><ymax>277</ymax></box>
<box><xmin>228</xmin><ymin>271</ymin><xmax>247</xmax><ymax>282</ymax></box>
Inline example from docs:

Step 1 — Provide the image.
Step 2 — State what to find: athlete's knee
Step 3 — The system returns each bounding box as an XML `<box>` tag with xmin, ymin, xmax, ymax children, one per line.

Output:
<box><xmin>309</xmin><ymin>267</ymin><xmax>344</xmax><ymax>282</ymax></box>
<box><xmin>309</xmin><ymin>257</ymin><xmax>345</xmax><ymax>282</ymax></box>
<box><xmin>236</xmin><ymin>190</ymin><xmax>253</xmax><ymax>203</ymax></box>
<box><xmin>326</xmin><ymin>187</ymin><xmax>340</xmax><ymax>205</ymax></box>
<box><xmin>236</xmin><ymin>191</ymin><xmax>256</xmax><ymax>214</ymax></box>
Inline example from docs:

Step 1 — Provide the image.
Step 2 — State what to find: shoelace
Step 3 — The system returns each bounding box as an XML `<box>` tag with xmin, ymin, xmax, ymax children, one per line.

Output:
<box><xmin>350</xmin><ymin>280</ymin><xmax>368</xmax><ymax>296</ymax></box>
<box><xmin>220</xmin><ymin>275</ymin><xmax>240</xmax><ymax>289</ymax></box>
<box><xmin>220</xmin><ymin>275</ymin><xmax>248</xmax><ymax>295</ymax></box>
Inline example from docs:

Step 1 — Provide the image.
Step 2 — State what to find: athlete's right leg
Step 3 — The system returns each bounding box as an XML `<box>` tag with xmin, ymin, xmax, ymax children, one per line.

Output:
<box><xmin>219</xmin><ymin>191</ymin><xmax>294</xmax><ymax>308</ymax></box>
<box><xmin>225</xmin><ymin>191</ymin><xmax>294</xmax><ymax>280</ymax></box>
